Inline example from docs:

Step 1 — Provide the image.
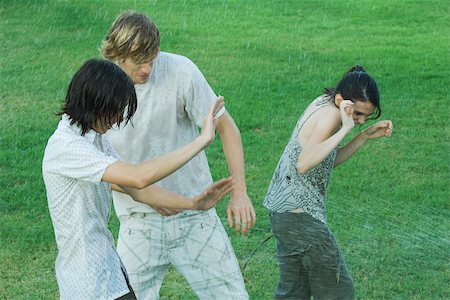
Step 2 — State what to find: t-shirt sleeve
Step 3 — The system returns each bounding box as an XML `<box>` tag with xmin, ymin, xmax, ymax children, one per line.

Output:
<box><xmin>184</xmin><ymin>59</ymin><xmax>226</xmax><ymax>127</ymax></box>
<box><xmin>103</xmin><ymin>136</ymin><xmax>122</xmax><ymax>160</ymax></box>
<box><xmin>45</xmin><ymin>136</ymin><xmax>119</xmax><ymax>183</ymax></box>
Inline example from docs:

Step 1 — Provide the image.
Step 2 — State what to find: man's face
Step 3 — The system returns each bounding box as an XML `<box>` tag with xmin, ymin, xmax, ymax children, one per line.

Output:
<box><xmin>118</xmin><ymin>55</ymin><xmax>157</xmax><ymax>84</ymax></box>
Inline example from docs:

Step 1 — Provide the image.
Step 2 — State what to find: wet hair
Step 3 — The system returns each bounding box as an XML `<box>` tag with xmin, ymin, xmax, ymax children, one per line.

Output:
<box><xmin>100</xmin><ymin>10</ymin><xmax>160</xmax><ymax>63</ymax></box>
<box><xmin>58</xmin><ymin>59</ymin><xmax>137</xmax><ymax>135</ymax></box>
<box><xmin>325</xmin><ymin>65</ymin><xmax>381</xmax><ymax>119</ymax></box>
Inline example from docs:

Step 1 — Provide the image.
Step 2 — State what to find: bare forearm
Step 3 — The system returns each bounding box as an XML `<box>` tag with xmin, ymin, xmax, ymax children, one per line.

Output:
<box><xmin>120</xmin><ymin>184</ymin><xmax>195</xmax><ymax>210</ymax></box>
<box><xmin>135</xmin><ymin>137</ymin><xmax>208</xmax><ymax>187</ymax></box>
<box><xmin>335</xmin><ymin>131</ymin><xmax>368</xmax><ymax>166</ymax></box>
<box><xmin>105</xmin><ymin>137</ymin><xmax>208</xmax><ymax>189</ymax></box>
<box><xmin>297</xmin><ymin>127</ymin><xmax>349</xmax><ymax>173</ymax></box>
<box><xmin>103</xmin><ymin>100</ymin><xmax>223</xmax><ymax>189</ymax></box>
<box><xmin>217</xmin><ymin>115</ymin><xmax>247</xmax><ymax>192</ymax></box>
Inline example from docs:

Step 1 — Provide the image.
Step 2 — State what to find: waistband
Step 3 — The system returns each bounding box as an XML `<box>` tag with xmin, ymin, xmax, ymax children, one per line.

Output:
<box><xmin>128</xmin><ymin>208</ymin><xmax>216</xmax><ymax>220</ymax></box>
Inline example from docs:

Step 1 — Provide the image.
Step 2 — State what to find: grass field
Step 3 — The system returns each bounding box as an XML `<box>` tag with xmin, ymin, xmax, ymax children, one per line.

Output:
<box><xmin>1</xmin><ymin>0</ymin><xmax>449</xmax><ymax>299</ymax></box>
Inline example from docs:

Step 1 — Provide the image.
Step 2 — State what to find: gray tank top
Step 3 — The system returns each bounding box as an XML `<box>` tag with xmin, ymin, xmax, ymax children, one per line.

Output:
<box><xmin>263</xmin><ymin>95</ymin><xmax>337</xmax><ymax>224</ymax></box>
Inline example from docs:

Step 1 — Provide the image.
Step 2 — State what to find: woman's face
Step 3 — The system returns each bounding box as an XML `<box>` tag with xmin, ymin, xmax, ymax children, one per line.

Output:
<box><xmin>335</xmin><ymin>94</ymin><xmax>375</xmax><ymax>125</ymax></box>
<box><xmin>352</xmin><ymin>100</ymin><xmax>375</xmax><ymax>124</ymax></box>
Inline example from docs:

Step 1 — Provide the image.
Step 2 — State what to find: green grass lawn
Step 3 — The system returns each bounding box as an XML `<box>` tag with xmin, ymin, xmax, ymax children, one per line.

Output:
<box><xmin>1</xmin><ymin>0</ymin><xmax>449</xmax><ymax>299</ymax></box>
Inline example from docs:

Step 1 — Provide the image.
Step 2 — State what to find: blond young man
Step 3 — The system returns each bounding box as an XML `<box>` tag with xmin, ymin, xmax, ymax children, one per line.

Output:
<box><xmin>101</xmin><ymin>11</ymin><xmax>254</xmax><ymax>299</ymax></box>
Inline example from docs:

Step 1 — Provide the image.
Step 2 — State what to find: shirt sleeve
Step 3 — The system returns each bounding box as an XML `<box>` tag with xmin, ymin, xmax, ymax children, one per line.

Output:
<box><xmin>102</xmin><ymin>136</ymin><xmax>122</xmax><ymax>160</ymax></box>
<box><xmin>45</xmin><ymin>135</ymin><xmax>119</xmax><ymax>183</ymax></box>
<box><xmin>183</xmin><ymin>59</ymin><xmax>226</xmax><ymax>127</ymax></box>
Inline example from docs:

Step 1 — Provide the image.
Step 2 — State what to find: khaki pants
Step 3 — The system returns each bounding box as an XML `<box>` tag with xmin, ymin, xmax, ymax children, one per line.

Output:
<box><xmin>117</xmin><ymin>209</ymin><xmax>248</xmax><ymax>300</ymax></box>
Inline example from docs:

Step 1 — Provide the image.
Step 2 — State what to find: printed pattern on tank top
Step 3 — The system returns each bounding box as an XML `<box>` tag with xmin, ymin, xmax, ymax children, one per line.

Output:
<box><xmin>263</xmin><ymin>95</ymin><xmax>337</xmax><ymax>224</ymax></box>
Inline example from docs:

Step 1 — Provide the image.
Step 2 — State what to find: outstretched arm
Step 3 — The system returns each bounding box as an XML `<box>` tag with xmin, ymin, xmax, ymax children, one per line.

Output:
<box><xmin>216</xmin><ymin>111</ymin><xmax>256</xmax><ymax>235</ymax></box>
<box><xmin>102</xmin><ymin>98</ymin><xmax>224</xmax><ymax>189</ymax></box>
<box><xmin>111</xmin><ymin>177</ymin><xmax>234</xmax><ymax>210</ymax></box>
<box><xmin>335</xmin><ymin>120</ymin><xmax>393</xmax><ymax>166</ymax></box>
<box><xmin>110</xmin><ymin>184</ymin><xmax>181</xmax><ymax>215</ymax></box>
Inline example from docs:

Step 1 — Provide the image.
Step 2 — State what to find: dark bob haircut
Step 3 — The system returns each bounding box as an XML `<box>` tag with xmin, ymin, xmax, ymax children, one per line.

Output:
<box><xmin>325</xmin><ymin>65</ymin><xmax>381</xmax><ymax>119</ymax></box>
<box><xmin>58</xmin><ymin>59</ymin><xmax>137</xmax><ymax>135</ymax></box>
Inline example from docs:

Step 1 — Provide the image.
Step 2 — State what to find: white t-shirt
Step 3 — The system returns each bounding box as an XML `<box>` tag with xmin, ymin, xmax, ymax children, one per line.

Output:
<box><xmin>42</xmin><ymin>114</ymin><xmax>129</xmax><ymax>299</ymax></box>
<box><xmin>106</xmin><ymin>52</ymin><xmax>224</xmax><ymax>216</ymax></box>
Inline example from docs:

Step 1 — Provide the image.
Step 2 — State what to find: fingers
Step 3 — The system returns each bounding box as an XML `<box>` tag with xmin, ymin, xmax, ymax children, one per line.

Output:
<box><xmin>209</xmin><ymin>177</ymin><xmax>234</xmax><ymax>206</ymax></box>
<box><xmin>241</xmin><ymin>207</ymin><xmax>254</xmax><ymax>234</ymax></box>
<box><xmin>242</xmin><ymin>210</ymin><xmax>251</xmax><ymax>234</ymax></box>
<box><xmin>374</xmin><ymin>120</ymin><xmax>393</xmax><ymax>137</ymax></box>
<box><xmin>385</xmin><ymin>120</ymin><xmax>393</xmax><ymax>137</ymax></box>
<box><xmin>219</xmin><ymin>183</ymin><xmax>234</xmax><ymax>199</ymax></box>
<box><xmin>226</xmin><ymin>207</ymin><xmax>233</xmax><ymax>229</ymax></box>
<box><xmin>227</xmin><ymin>196</ymin><xmax>257</xmax><ymax>235</ymax></box>
<box><xmin>200</xmin><ymin>97</ymin><xmax>225</xmax><ymax>146</ymax></box>
<box><xmin>211</xmin><ymin>177</ymin><xmax>234</xmax><ymax>193</ymax></box>
<box><xmin>339</xmin><ymin>100</ymin><xmax>355</xmax><ymax>130</ymax></box>
<box><xmin>339</xmin><ymin>100</ymin><xmax>355</xmax><ymax>112</ymax></box>
<box><xmin>232</xmin><ymin>208</ymin><xmax>254</xmax><ymax>235</ymax></box>
<box><xmin>250</xmin><ymin>206</ymin><xmax>256</xmax><ymax>228</ymax></box>
<box><xmin>242</xmin><ymin>206</ymin><xmax>256</xmax><ymax>234</ymax></box>
<box><xmin>208</xmin><ymin>96</ymin><xmax>225</xmax><ymax>118</ymax></box>
<box><xmin>340</xmin><ymin>100</ymin><xmax>354</xmax><ymax>114</ymax></box>
<box><xmin>365</xmin><ymin>120</ymin><xmax>393</xmax><ymax>139</ymax></box>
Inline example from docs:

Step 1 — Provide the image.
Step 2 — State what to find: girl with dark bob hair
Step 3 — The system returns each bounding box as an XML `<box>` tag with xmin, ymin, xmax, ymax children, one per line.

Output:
<box><xmin>42</xmin><ymin>59</ymin><xmax>232</xmax><ymax>299</ymax></box>
<box><xmin>264</xmin><ymin>65</ymin><xmax>393</xmax><ymax>299</ymax></box>
<box><xmin>58</xmin><ymin>58</ymin><xmax>138</xmax><ymax>135</ymax></box>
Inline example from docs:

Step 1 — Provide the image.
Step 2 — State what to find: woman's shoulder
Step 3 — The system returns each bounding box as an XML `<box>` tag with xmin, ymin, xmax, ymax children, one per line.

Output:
<box><xmin>304</xmin><ymin>96</ymin><xmax>340</xmax><ymax>132</ymax></box>
<box><xmin>308</xmin><ymin>95</ymin><xmax>338</xmax><ymax>115</ymax></box>
<box><xmin>314</xmin><ymin>94</ymin><xmax>334</xmax><ymax>106</ymax></box>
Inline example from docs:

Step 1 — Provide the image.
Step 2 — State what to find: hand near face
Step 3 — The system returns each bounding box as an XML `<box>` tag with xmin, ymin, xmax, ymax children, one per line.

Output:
<box><xmin>339</xmin><ymin>100</ymin><xmax>355</xmax><ymax>131</ymax></box>
<box><xmin>363</xmin><ymin>120</ymin><xmax>393</xmax><ymax>139</ymax></box>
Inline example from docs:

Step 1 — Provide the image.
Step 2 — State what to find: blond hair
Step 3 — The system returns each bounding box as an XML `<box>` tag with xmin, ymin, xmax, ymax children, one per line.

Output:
<box><xmin>101</xmin><ymin>11</ymin><xmax>160</xmax><ymax>63</ymax></box>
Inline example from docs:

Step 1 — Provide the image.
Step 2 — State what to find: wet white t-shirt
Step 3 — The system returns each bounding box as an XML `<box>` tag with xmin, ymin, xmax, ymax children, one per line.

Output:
<box><xmin>42</xmin><ymin>114</ymin><xmax>129</xmax><ymax>299</ymax></box>
<box><xmin>106</xmin><ymin>52</ymin><xmax>224</xmax><ymax>216</ymax></box>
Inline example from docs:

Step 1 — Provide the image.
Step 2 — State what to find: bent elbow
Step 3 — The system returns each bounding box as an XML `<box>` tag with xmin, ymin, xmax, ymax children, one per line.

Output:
<box><xmin>133</xmin><ymin>179</ymin><xmax>148</xmax><ymax>190</ymax></box>
<box><xmin>131</xmin><ymin>167</ymin><xmax>159</xmax><ymax>189</ymax></box>
<box><xmin>124</xmin><ymin>176</ymin><xmax>147</xmax><ymax>190</ymax></box>
<box><xmin>132</xmin><ymin>173</ymin><xmax>155</xmax><ymax>189</ymax></box>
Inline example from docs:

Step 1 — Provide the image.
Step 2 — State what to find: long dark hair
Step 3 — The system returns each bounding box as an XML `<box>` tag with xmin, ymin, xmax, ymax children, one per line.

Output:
<box><xmin>58</xmin><ymin>59</ymin><xmax>137</xmax><ymax>135</ymax></box>
<box><xmin>325</xmin><ymin>65</ymin><xmax>381</xmax><ymax>119</ymax></box>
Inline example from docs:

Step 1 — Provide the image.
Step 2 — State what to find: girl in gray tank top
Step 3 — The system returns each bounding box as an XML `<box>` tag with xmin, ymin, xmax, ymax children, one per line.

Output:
<box><xmin>263</xmin><ymin>95</ymin><xmax>337</xmax><ymax>224</ymax></box>
<box><xmin>264</xmin><ymin>65</ymin><xmax>393</xmax><ymax>299</ymax></box>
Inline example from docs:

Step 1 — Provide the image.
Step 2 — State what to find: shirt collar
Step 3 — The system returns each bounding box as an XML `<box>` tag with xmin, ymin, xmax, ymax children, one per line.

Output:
<box><xmin>61</xmin><ymin>114</ymin><xmax>98</xmax><ymax>143</ymax></box>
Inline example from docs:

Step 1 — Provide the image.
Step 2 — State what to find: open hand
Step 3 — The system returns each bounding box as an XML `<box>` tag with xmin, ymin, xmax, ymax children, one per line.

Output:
<box><xmin>226</xmin><ymin>188</ymin><xmax>256</xmax><ymax>235</ymax></box>
<box><xmin>192</xmin><ymin>177</ymin><xmax>234</xmax><ymax>210</ymax></box>
<box><xmin>199</xmin><ymin>96</ymin><xmax>225</xmax><ymax>146</ymax></box>
<box><xmin>363</xmin><ymin>120</ymin><xmax>393</xmax><ymax>139</ymax></box>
